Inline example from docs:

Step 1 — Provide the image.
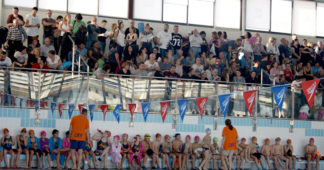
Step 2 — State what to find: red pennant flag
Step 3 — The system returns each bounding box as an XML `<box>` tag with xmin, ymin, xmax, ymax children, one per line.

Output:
<box><xmin>302</xmin><ymin>79</ymin><xmax>320</xmax><ymax>110</ymax></box>
<box><xmin>12</xmin><ymin>96</ymin><xmax>16</xmax><ymax>106</ymax></box>
<box><xmin>58</xmin><ymin>103</ymin><xmax>64</xmax><ymax>118</ymax></box>
<box><xmin>128</xmin><ymin>104</ymin><xmax>136</xmax><ymax>117</ymax></box>
<box><xmin>78</xmin><ymin>104</ymin><xmax>84</xmax><ymax>114</ymax></box>
<box><xmin>27</xmin><ymin>99</ymin><xmax>31</xmax><ymax>107</ymax></box>
<box><xmin>0</xmin><ymin>92</ymin><xmax>4</xmax><ymax>105</ymax></box>
<box><xmin>243</xmin><ymin>90</ymin><xmax>257</xmax><ymax>117</ymax></box>
<box><xmin>100</xmin><ymin>105</ymin><xmax>109</xmax><ymax>120</ymax></box>
<box><xmin>196</xmin><ymin>97</ymin><xmax>208</xmax><ymax>119</ymax></box>
<box><xmin>42</xmin><ymin>101</ymin><xmax>48</xmax><ymax>108</ymax></box>
<box><xmin>160</xmin><ymin>101</ymin><xmax>170</xmax><ymax>123</ymax></box>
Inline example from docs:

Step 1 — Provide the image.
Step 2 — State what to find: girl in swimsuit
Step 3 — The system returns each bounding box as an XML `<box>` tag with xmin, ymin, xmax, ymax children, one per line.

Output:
<box><xmin>1</xmin><ymin>128</ymin><xmax>15</xmax><ymax>168</ymax></box>
<box><xmin>16</xmin><ymin>128</ymin><xmax>29</xmax><ymax>168</ymax></box>
<box><xmin>120</xmin><ymin>133</ymin><xmax>130</xmax><ymax>169</ymax></box>
<box><xmin>129</xmin><ymin>135</ymin><xmax>143</xmax><ymax>169</ymax></box>
<box><xmin>27</xmin><ymin>129</ymin><xmax>41</xmax><ymax>169</ymax></box>
<box><xmin>111</xmin><ymin>135</ymin><xmax>122</xmax><ymax>169</ymax></box>
<box><xmin>96</xmin><ymin>130</ymin><xmax>111</xmax><ymax>169</ymax></box>
<box><xmin>161</xmin><ymin>135</ymin><xmax>172</xmax><ymax>170</ymax></box>
<box><xmin>40</xmin><ymin>131</ymin><xmax>51</xmax><ymax>169</ymax></box>
<box><xmin>83</xmin><ymin>138</ymin><xmax>96</xmax><ymax>169</ymax></box>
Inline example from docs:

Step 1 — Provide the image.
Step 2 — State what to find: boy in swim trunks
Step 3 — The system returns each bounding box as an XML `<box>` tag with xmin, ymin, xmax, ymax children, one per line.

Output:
<box><xmin>142</xmin><ymin>133</ymin><xmax>153</xmax><ymax>169</ymax></box>
<box><xmin>261</xmin><ymin>138</ymin><xmax>272</xmax><ymax>170</ymax></box>
<box><xmin>198</xmin><ymin>128</ymin><xmax>212</xmax><ymax>170</ymax></box>
<box><xmin>161</xmin><ymin>135</ymin><xmax>172</xmax><ymax>170</ymax></box>
<box><xmin>1</xmin><ymin>128</ymin><xmax>15</xmax><ymax>168</ymax></box>
<box><xmin>284</xmin><ymin>139</ymin><xmax>296</xmax><ymax>170</ymax></box>
<box><xmin>171</xmin><ymin>133</ymin><xmax>183</xmax><ymax>169</ymax></box>
<box><xmin>152</xmin><ymin>133</ymin><xmax>162</xmax><ymax>169</ymax></box>
<box><xmin>271</xmin><ymin>137</ymin><xmax>288</xmax><ymax>170</ymax></box>
<box><xmin>237</xmin><ymin>138</ymin><xmax>248</xmax><ymax>169</ymax></box>
<box><xmin>305</xmin><ymin>138</ymin><xmax>320</xmax><ymax>170</ymax></box>
<box><xmin>191</xmin><ymin>136</ymin><xmax>202</xmax><ymax>169</ymax></box>
<box><xmin>211</xmin><ymin>137</ymin><xmax>220</xmax><ymax>170</ymax></box>
<box><xmin>182</xmin><ymin>135</ymin><xmax>192</xmax><ymax>170</ymax></box>
<box><xmin>248</xmin><ymin>136</ymin><xmax>265</xmax><ymax>169</ymax></box>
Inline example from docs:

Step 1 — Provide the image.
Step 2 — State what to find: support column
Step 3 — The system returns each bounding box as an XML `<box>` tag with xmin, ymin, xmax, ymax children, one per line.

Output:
<box><xmin>0</xmin><ymin>0</ymin><xmax>3</xmax><ymax>26</ymax></box>
<box><xmin>241</xmin><ymin>0</ymin><xmax>246</xmax><ymax>35</ymax></box>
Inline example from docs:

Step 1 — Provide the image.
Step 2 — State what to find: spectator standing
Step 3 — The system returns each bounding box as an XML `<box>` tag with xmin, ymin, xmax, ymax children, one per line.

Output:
<box><xmin>252</xmin><ymin>37</ymin><xmax>265</xmax><ymax>62</ymax></box>
<box><xmin>200</xmin><ymin>31</ymin><xmax>208</xmax><ymax>53</ymax></box>
<box><xmin>170</xmin><ymin>25</ymin><xmax>182</xmax><ymax>55</ymax></box>
<box><xmin>41</xmin><ymin>38</ymin><xmax>55</xmax><ymax>57</ymax></box>
<box><xmin>71</xmin><ymin>14</ymin><xmax>86</xmax><ymax>39</ymax></box>
<box><xmin>243</xmin><ymin>32</ymin><xmax>253</xmax><ymax>53</ymax></box>
<box><xmin>278</xmin><ymin>38</ymin><xmax>290</xmax><ymax>64</ymax></box>
<box><xmin>125</xmin><ymin>27</ymin><xmax>138</xmax><ymax>53</ymax></box>
<box><xmin>41</xmin><ymin>10</ymin><xmax>56</xmax><ymax>43</ymax></box>
<box><xmin>189</xmin><ymin>29</ymin><xmax>203</xmax><ymax>58</ymax></box>
<box><xmin>5</xmin><ymin>19</ymin><xmax>27</xmax><ymax>61</ymax></box>
<box><xmin>86</xmin><ymin>17</ymin><xmax>99</xmax><ymax>49</ymax></box>
<box><xmin>96</xmin><ymin>20</ymin><xmax>108</xmax><ymax>53</ymax></box>
<box><xmin>266</xmin><ymin>37</ymin><xmax>280</xmax><ymax>62</ymax></box>
<box><xmin>7</xmin><ymin>7</ymin><xmax>25</xmax><ymax>27</ymax></box>
<box><xmin>125</xmin><ymin>20</ymin><xmax>139</xmax><ymax>39</ymax></box>
<box><xmin>58</xmin><ymin>14</ymin><xmax>72</xmax><ymax>60</ymax></box>
<box><xmin>69</xmin><ymin>108</ymin><xmax>90</xmax><ymax>170</ymax></box>
<box><xmin>53</xmin><ymin>16</ymin><xmax>63</xmax><ymax>53</ymax></box>
<box><xmin>25</xmin><ymin>7</ymin><xmax>40</xmax><ymax>46</ymax></box>
<box><xmin>157</xmin><ymin>24</ymin><xmax>172</xmax><ymax>57</ymax></box>
<box><xmin>116</xmin><ymin>22</ymin><xmax>126</xmax><ymax>58</ymax></box>
<box><xmin>139</xmin><ymin>24</ymin><xmax>154</xmax><ymax>54</ymax></box>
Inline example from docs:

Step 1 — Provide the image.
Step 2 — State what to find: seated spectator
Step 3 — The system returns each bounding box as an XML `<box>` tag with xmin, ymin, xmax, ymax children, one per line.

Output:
<box><xmin>191</xmin><ymin>58</ymin><xmax>203</xmax><ymax>78</ymax></box>
<box><xmin>270</xmin><ymin>62</ymin><xmax>281</xmax><ymax>83</ymax></box>
<box><xmin>251</xmin><ymin>60</ymin><xmax>261</xmax><ymax>75</ymax></box>
<box><xmin>201</xmin><ymin>71</ymin><xmax>208</xmax><ymax>80</ymax></box>
<box><xmin>185</xmin><ymin>50</ymin><xmax>195</xmax><ymax>67</ymax></box>
<box><xmin>145</xmin><ymin>54</ymin><xmax>160</xmax><ymax>77</ymax></box>
<box><xmin>123</xmin><ymin>45</ymin><xmax>136</xmax><ymax>63</ymax></box>
<box><xmin>164</xmin><ymin>65</ymin><xmax>180</xmax><ymax>78</ymax></box>
<box><xmin>233</xmin><ymin>70</ymin><xmax>245</xmax><ymax>83</ymax></box>
<box><xmin>304</xmin><ymin>62</ymin><xmax>314</xmax><ymax>80</ymax></box>
<box><xmin>136</xmin><ymin>47</ymin><xmax>148</xmax><ymax>66</ymax></box>
<box><xmin>13</xmin><ymin>46</ymin><xmax>28</xmax><ymax>68</ymax></box>
<box><xmin>219</xmin><ymin>52</ymin><xmax>228</xmax><ymax>68</ymax></box>
<box><xmin>88</xmin><ymin>41</ymin><xmax>104</xmax><ymax>71</ymax></box>
<box><xmin>241</xmin><ymin>52</ymin><xmax>252</xmax><ymax>72</ymax></box>
<box><xmin>134</xmin><ymin>62</ymin><xmax>148</xmax><ymax>77</ymax></box>
<box><xmin>246</xmin><ymin>71</ymin><xmax>259</xmax><ymax>84</ymax></box>
<box><xmin>159</xmin><ymin>57</ymin><xmax>171</xmax><ymax>72</ymax></box>
<box><xmin>200</xmin><ymin>52</ymin><xmax>208</xmax><ymax>68</ymax></box>
<box><xmin>175</xmin><ymin>58</ymin><xmax>183</xmax><ymax>77</ymax></box>
<box><xmin>69</xmin><ymin>42</ymin><xmax>88</xmax><ymax>71</ymax></box>
<box><xmin>0</xmin><ymin>50</ymin><xmax>12</xmax><ymax>69</ymax></box>
<box><xmin>294</xmin><ymin>62</ymin><xmax>304</xmax><ymax>79</ymax></box>
<box><xmin>152</xmin><ymin>47</ymin><xmax>162</xmax><ymax>61</ymax></box>
<box><xmin>32</xmin><ymin>56</ymin><xmax>49</xmax><ymax>72</ymax></box>
<box><xmin>47</xmin><ymin>50</ymin><xmax>62</xmax><ymax>70</ymax></box>
<box><xmin>229</xmin><ymin>52</ymin><xmax>240</xmax><ymax>66</ymax></box>
<box><xmin>27</xmin><ymin>39</ymin><xmax>40</xmax><ymax>54</ymax></box>
<box><xmin>95</xmin><ymin>64</ymin><xmax>111</xmax><ymax>79</ymax></box>
<box><xmin>182</xmin><ymin>68</ymin><xmax>200</xmax><ymax>80</ymax></box>
<box><xmin>277</xmin><ymin>75</ymin><xmax>288</xmax><ymax>85</ymax></box>
<box><xmin>313</xmin><ymin>63</ymin><xmax>320</xmax><ymax>76</ymax></box>
<box><xmin>283</xmin><ymin>63</ymin><xmax>293</xmax><ymax>82</ymax></box>
<box><xmin>118</xmin><ymin>62</ymin><xmax>131</xmax><ymax>77</ymax></box>
<box><xmin>41</xmin><ymin>38</ymin><xmax>55</xmax><ymax>57</ymax></box>
<box><xmin>208</xmin><ymin>68</ymin><xmax>221</xmax><ymax>81</ymax></box>
<box><xmin>93</xmin><ymin>54</ymin><xmax>105</xmax><ymax>73</ymax></box>
<box><xmin>28</xmin><ymin>48</ymin><xmax>41</xmax><ymax>68</ymax></box>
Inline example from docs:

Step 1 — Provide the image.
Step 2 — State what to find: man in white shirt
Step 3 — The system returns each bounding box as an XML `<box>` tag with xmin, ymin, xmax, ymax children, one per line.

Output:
<box><xmin>189</xmin><ymin>29</ymin><xmax>203</xmax><ymax>59</ymax></box>
<box><xmin>140</xmin><ymin>24</ymin><xmax>154</xmax><ymax>54</ymax></box>
<box><xmin>25</xmin><ymin>7</ymin><xmax>40</xmax><ymax>46</ymax></box>
<box><xmin>157</xmin><ymin>24</ymin><xmax>172</xmax><ymax>57</ymax></box>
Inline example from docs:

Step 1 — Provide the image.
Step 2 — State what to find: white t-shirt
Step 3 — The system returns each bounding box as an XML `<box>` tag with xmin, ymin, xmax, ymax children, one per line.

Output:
<box><xmin>25</xmin><ymin>14</ymin><xmax>40</xmax><ymax>36</ymax></box>
<box><xmin>189</xmin><ymin>34</ymin><xmax>203</xmax><ymax>48</ymax></box>
<box><xmin>144</xmin><ymin>60</ymin><xmax>159</xmax><ymax>69</ymax></box>
<box><xmin>192</xmin><ymin>64</ymin><xmax>204</xmax><ymax>74</ymax></box>
<box><xmin>243</xmin><ymin>39</ymin><xmax>253</xmax><ymax>53</ymax></box>
<box><xmin>47</xmin><ymin>55</ymin><xmax>60</xmax><ymax>67</ymax></box>
<box><xmin>14</xmin><ymin>51</ymin><xmax>28</xmax><ymax>64</ymax></box>
<box><xmin>157</xmin><ymin>31</ymin><xmax>172</xmax><ymax>49</ymax></box>
<box><xmin>117</xmin><ymin>30</ymin><xmax>125</xmax><ymax>47</ymax></box>
<box><xmin>60</xmin><ymin>21</ymin><xmax>72</xmax><ymax>36</ymax></box>
<box><xmin>0</xmin><ymin>57</ymin><xmax>12</xmax><ymax>67</ymax></box>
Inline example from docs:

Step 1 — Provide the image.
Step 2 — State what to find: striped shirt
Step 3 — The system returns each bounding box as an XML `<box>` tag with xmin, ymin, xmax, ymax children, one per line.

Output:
<box><xmin>7</xmin><ymin>26</ymin><xmax>27</xmax><ymax>41</ymax></box>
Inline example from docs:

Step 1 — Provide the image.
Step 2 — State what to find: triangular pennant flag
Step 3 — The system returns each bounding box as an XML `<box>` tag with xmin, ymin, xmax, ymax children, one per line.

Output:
<box><xmin>19</xmin><ymin>98</ymin><xmax>24</xmax><ymax>108</ymax></box>
<box><xmin>42</xmin><ymin>101</ymin><xmax>48</xmax><ymax>108</ymax></box>
<box><xmin>141</xmin><ymin>103</ymin><xmax>150</xmax><ymax>122</ymax></box>
<box><xmin>51</xmin><ymin>102</ymin><xmax>56</xmax><ymax>116</ymax></box>
<box><xmin>58</xmin><ymin>103</ymin><xmax>64</xmax><ymax>118</ymax></box>
<box><xmin>12</xmin><ymin>96</ymin><xmax>16</xmax><ymax>107</ymax></box>
<box><xmin>160</xmin><ymin>101</ymin><xmax>169</xmax><ymax>123</ymax></box>
<box><xmin>128</xmin><ymin>104</ymin><xmax>136</xmax><ymax>117</ymax></box>
<box><xmin>35</xmin><ymin>100</ymin><xmax>39</xmax><ymax>111</ymax></box>
<box><xmin>78</xmin><ymin>104</ymin><xmax>84</xmax><ymax>114</ymax></box>
<box><xmin>177</xmin><ymin>99</ymin><xmax>188</xmax><ymax>121</ymax></box>
<box><xmin>196</xmin><ymin>97</ymin><xmax>208</xmax><ymax>119</ymax></box>
<box><xmin>302</xmin><ymin>79</ymin><xmax>320</xmax><ymax>110</ymax></box>
<box><xmin>100</xmin><ymin>105</ymin><xmax>109</xmax><ymax>120</ymax></box>
<box><xmin>0</xmin><ymin>92</ymin><xmax>4</xmax><ymax>105</ymax></box>
<box><xmin>89</xmin><ymin>104</ymin><xmax>95</xmax><ymax>121</ymax></box>
<box><xmin>68</xmin><ymin>104</ymin><xmax>74</xmax><ymax>119</ymax></box>
<box><xmin>243</xmin><ymin>90</ymin><xmax>257</xmax><ymax>117</ymax></box>
<box><xmin>218</xmin><ymin>94</ymin><xmax>231</xmax><ymax>117</ymax></box>
<box><xmin>113</xmin><ymin>104</ymin><xmax>121</xmax><ymax>123</ymax></box>
<box><xmin>27</xmin><ymin>99</ymin><xmax>31</xmax><ymax>107</ymax></box>
<box><xmin>272</xmin><ymin>85</ymin><xmax>288</xmax><ymax>112</ymax></box>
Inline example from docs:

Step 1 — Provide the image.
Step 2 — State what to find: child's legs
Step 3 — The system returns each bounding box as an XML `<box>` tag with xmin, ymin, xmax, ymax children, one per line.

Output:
<box><xmin>56</xmin><ymin>153</ymin><xmax>61</xmax><ymax>168</ymax></box>
<box><xmin>29</xmin><ymin>150</ymin><xmax>34</xmax><ymax>166</ymax></box>
<box><xmin>171</xmin><ymin>154</ymin><xmax>176</xmax><ymax>168</ymax></box>
<box><xmin>192</xmin><ymin>154</ymin><xmax>197</xmax><ymax>168</ymax></box>
<box><xmin>3</xmin><ymin>149</ymin><xmax>9</xmax><ymax>167</ymax></box>
<box><xmin>9</xmin><ymin>150</ymin><xmax>14</xmax><ymax>167</ymax></box>
<box><xmin>47</xmin><ymin>153</ymin><xmax>52</xmax><ymax>168</ymax></box>
<box><xmin>36</xmin><ymin>152</ymin><xmax>40</xmax><ymax>168</ymax></box>
<box><xmin>42</xmin><ymin>153</ymin><xmax>46</xmax><ymax>167</ymax></box>
<box><xmin>221</xmin><ymin>155</ymin><xmax>228</xmax><ymax>170</ymax></box>
<box><xmin>16</xmin><ymin>149</ymin><xmax>21</xmax><ymax>166</ymax></box>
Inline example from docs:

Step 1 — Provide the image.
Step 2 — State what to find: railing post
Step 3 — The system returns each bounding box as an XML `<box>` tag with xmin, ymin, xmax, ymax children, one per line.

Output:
<box><xmin>214</xmin><ymin>82</ymin><xmax>219</xmax><ymax>130</ymax></box>
<box><xmin>78</xmin><ymin>54</ymin><xmax>81</xmax><ymax>76</ymax></box>
<box><xmin>290</xmin><ymin>91</ymin><xmax>295</xmax><ymax>133</ymax></box>
<box><xmin>253</xmin><ymin>90</ymin><xmax>258</xmax><ymax>132</ymax></box>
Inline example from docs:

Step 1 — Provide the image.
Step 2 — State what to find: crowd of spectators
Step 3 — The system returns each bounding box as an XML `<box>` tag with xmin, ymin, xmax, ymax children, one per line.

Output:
<box><xmin>0</xmin><ymin>7</ymin><xmax>324</xmax><ymax>85</ymax></box>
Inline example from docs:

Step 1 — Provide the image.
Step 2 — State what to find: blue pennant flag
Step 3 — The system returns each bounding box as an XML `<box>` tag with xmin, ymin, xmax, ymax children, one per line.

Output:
<box><xmin>177</xmin><ymin>99</ymin><xmax>188</xmax><ymax>121</ymax></box>
<box><xmin>218</xmin><ymin>94</ymin><xmax>231</xmax><ymax>117</ymax></box>
<box><xmin>272</xmin><ymin>85</ymin><xmax>288</xmax><ymax>112</ymax></box>
<box><xmin>89</xmin><ymin>104</ymin><xmax>95</xmax><ymax>121</ymax></box>
<box><xmin>19</xmin><ymin>98</ymin><xmax>24</xmax><ymax>108</ymax></box>
<box><xmin>113</xmin><ymin>104</ymin><xmax>121</xmax><ymax>123</ymax></box>
<box><xmin>51</xmin><ymin>102</ymin><xmax>56</xmax><ymax>116</ymax></box>
<box><xmin>141</xmin><ymin>102</ymin><xmax>150</xmax><ymax>122</ymax></box>
<box><xmin>35</xmin><ymin>100</ymin><xmax>39</xmax><ymax>111</ymax></box>
<box><xmin>68</xmin><ymin>104</ymin><xmax>74</xmax><ymax>119</ymax></box>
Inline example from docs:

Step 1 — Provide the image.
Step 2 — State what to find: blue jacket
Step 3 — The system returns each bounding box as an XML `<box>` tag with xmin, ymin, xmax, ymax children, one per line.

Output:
<box><xmin>27</xmin><ymin>137</ymin><xmax>40</xmax><ymax>150</ymax></box>
<box><xmin>49</xmin><ymin>137</ymin><xmax>63</xmax><ymax>160</ymax></box>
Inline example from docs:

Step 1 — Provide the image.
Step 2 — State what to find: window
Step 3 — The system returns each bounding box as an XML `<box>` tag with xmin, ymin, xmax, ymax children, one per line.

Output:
<box><xmin>68</xmin><ymin>0</ymin><xmax>98</xmax><ymax>15</ymax></box>
<box><xmin>316</xmin><ymin>3</ymin><xmax>324</xmax><ymax>36</ymax></box>
<box><xmin>4</xmin><ymin>0</ymin><xmax>36</xmax><ymax>8</ymax></box>
<box><xmin>246</xmin><ymin>0</ymin><xmax>270</xmax><ymax>31</ymax></box>
<box><xmin>99</xmin><ymin>0</ymin><xmax>128</xmax><ymax>18</ymax></box>
<box><xmin>292</xmin><ymin>1</ymin><xmax>316</xmax><ymax>36</ymax></box>
<box><xmin>215</xmin><ymin>0</ymin><xmax>241</xmax><ymax>29</ymax></box>
<box><xmin>38</xmin><ymin>0</ymin><xmax>67</xmax><ymax>11</ymax></box>
<box><xmin>163</xmin><ymin>0</ymin><xmax>188</xmax><ymax>23</ymax></box>
<box><xmin>134</xmin><ymin>0</ymin><xmax>162</xmax><ymax>21</ymax></box>
<box><xmin>271</xmin><ymin>0</ymin><xmax>292</xmax><ymax>33</ymax></box>
<box><xmin>188</xmin><ymin>0</ymin><xmax>214</xmax><ymax>26</ymax></box>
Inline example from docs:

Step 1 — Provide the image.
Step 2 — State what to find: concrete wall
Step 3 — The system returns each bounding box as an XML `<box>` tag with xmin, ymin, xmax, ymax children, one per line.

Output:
<box><xmin>0</xmin><ymin>107</ymin><xmax>323</xmax><ymax>156</ymax></box>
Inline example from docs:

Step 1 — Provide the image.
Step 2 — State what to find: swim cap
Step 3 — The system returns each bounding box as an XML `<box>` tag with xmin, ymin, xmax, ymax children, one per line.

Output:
<box><xmin>287</xmin><ymin>139</ymin><xmax>292</xmax><ymax>144</ymax></box>
<box><xmin>275</xmin><ymin>137</ymin><xmax>281</xmax><ymax>141</ymax></box>
<box><xmin>174</xmin><ymin>133</ymin><xmax>180</xmax><ymax>138</ymax></box>
<box><xmin>213</xmin><ymin>137</ymin><xmax>218</xmax><ymax>142</ymax></box>
<box><xmin>194</xmin><ymin>136</ymin><xmax>200</xmax><ymax>140</ymax></box>
<box><xmin>241</xmin><ymin>138</ymin><xmax>246</xmax><ymax>141</ymax></box>
<box><xmin>252</xmin><ymin>136</ymin><xmax>257</xmax><ymax>141</ymax></box>
<box><xmin>164</xmin><ymin>134</ymin><xmax>170</xmax><ymax>139</ymax></box>
<box><xmin>205</xmin><ymin>128</ymin><xmax>211</xmax><ymax>134</ymax></box>
<box><xmin>310</xmin><ymin>138</ymin><xmax>315</xmax><ymax>142</ymax></box>
<box><xmin>114</xmin><ymin>135</ymin><xmax>120</xmax><ymax>141</ymax></box>
<box><xmin>122</xmin><ymin>133</ymin><xmax>128</xmax><ymax>138</ymax></box>
<box><xmin>144</xmin><ymin>133</ymin><xmax>151</xmax><ymax>138</ymax></box>
<box><xmin>265</xmin><ymin>138</ymin><xmax>270</xmax><ymax>142</ymax></box>
<box><xmin>41</xmin><ymin>131</ymin><xmax>46</xmax><ymax>136</ymax></box>
<box><xmin>21</xmin><ymin>128</ymin><xmax>27</xmax><ymax>133</ymax></box>
<box><xmin>186</xmin><ymin>135</ymin><xmax>191</xmax><ymax>140</ymax></box>
<box><xmin>156</xmin><ymin>133</ymin><xmax>162</xmax><ymax>138</ymax></box>
<box><xmin>29</xmin><ymin>129</ymin><xmax>35</xmax><ymax>135</ymax></box>
<box><xmin>3</xmin><ymin>128</ymin><xmax>9</xmax><ymax>133</ymax></box>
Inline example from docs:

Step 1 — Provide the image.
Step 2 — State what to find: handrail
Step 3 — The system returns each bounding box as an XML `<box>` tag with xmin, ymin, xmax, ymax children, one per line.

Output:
<box><xmin>67</xmin><ymin>35</ymin><xmax>75</xmax><ymax>78</ymax></box>
<box><xmin>78</xmin><ymin>54</ymin><xmax>90</xmax><ymax>76</ymax></box>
